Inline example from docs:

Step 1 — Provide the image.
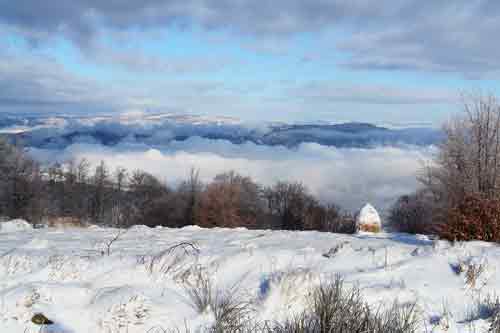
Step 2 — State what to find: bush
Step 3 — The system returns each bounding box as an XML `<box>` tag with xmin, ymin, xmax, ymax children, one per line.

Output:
<box><xmin>313</xmin><ymin>207</ymin><xmax>356</xmax><ymax>234</ymax></box>
<box><xmin>274</xmin><ymin>276</ymin><xmax>421</xmax><ymax>333</ymax></box>
<box><xmin>158</xmin><ymin>275</ymin><xmax>421</xmax><ymax>333</ymax></box>
<box><xmin>286</xmin><ymin>280</ymin><xmax>419</xmax><ymax>332</ymax></box>
<box><xmin>183</xmin><ymin>267</ymin><xmax>253</xmax><ymax>332</ymax></box>
<box><xmin>309</xmin><ymin>276</ymin><xmax>367</xmax><ymax>332</ymax></box>
<box><xmin>439</xmin><ymin>195</ymin><xmax>500</xmax><ymax>242</ymax></box>
<box><xmin>491</xmin><ymin>307</ymin><xmax>500</xmax><ymax>333</ymax></box>
<box><xmin>388</xmin><ymin>191</ymin><xmax>436</xmax><ymax>234</ymax></box>
<box><xmin>210</xmin><ymin>286</ymin><xmax>253</xmax><ymax>333</ymax></box>
<box><xmin>465</xmin><ymin>293</ymin><xmax>499</xmax><ymax>323</ymax></box>
<box><xmin>184</xmin><ymin>266</ymin><xmax>213</xmax><ymax>314</ymax></box>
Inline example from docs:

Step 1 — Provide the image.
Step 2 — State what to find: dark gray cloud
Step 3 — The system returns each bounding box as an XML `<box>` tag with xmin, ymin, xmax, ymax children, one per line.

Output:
<box><xmin>0</xmin><ymin>1</ymin><xmax>373</xmax><ymax>41</ymax></box>
<box><xmin>1</xmin><ymin>1</ymin><xmax>500</xmax><ymax>76</ymax></box>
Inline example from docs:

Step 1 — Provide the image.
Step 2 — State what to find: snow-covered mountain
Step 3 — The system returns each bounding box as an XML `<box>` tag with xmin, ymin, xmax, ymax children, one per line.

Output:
<box><xmin>0</xmin><ymin>113</ymin><xmax>442</xmax><ymax>149</ymax></box>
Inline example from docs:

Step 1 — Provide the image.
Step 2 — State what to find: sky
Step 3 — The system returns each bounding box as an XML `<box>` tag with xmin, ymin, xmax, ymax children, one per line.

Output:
<box><xmin>1</xmin><ymin>1</ymin><xmax>500</xmax><ymax>124</ymax></box>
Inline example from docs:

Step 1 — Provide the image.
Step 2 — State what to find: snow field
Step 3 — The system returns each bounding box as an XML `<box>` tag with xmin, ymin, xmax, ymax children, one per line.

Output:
<box><xmin>0</xmin><ymin>222</ymin><xmax>499</xmax><ymax>332</ymax></box>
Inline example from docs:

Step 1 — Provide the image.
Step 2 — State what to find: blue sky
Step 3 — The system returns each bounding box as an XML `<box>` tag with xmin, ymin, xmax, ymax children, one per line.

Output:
<box><xmin>1</xmin><ymin>1</ymin><xmax>500</xmax><ymax>125</ymax></box>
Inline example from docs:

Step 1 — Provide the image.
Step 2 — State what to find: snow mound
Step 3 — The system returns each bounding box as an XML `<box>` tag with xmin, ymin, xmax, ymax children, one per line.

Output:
<box><xmin>356</xmin><ymin>203</ymin><xmax>381</xmax><ymax>232</ymax></box>
<box><xmin>259</xmin><ymin>268</ymin><xmax>319</xmax><ymax>320</ymax></box>
<box><xmin>128</xmin><ymin>225</ymin><xmax>151</xmax><ymax>233</ymax></box>
<box><xmin>0</xmin><ymin>219</ymin><xmax>33</xmax><ymax>233</ymax></box>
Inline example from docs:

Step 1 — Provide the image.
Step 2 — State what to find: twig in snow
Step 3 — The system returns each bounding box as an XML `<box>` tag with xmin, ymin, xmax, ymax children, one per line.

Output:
<box><xmin>148</xmin><ymin>242</ymin><xmax>200</xmax><ymax>275</ymax></box>
<box><xmin>104</xmin><ymin>228</ymin><xmax>127</xmax><ymax>256</ymax></box>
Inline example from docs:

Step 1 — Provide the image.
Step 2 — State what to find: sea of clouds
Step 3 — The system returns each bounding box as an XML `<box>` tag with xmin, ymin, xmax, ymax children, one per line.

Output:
<box><xmin>29</xmin><ymin>137</ymin><xmax>435</xmax><ymax>213</ymax></box>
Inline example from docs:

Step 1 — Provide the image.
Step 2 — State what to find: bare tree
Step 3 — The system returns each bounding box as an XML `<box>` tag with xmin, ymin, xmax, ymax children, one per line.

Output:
<box><xmin>110</xmin><ymin>166</ymin><xmax>128</xmax><ymax>226</ymax></box>
<box><xmin>0</xmin><ymin>138</ymin><xmax>41</xmax><ymax>221</ymax></box>
<box><xmin>417</xmin><ymin>93</ymin><xmax>500</xmax><ymax>240</ymax></box>
<box><xmin>263</xmin><ymin>181</ymin><xmax>316</xmax><ymax>230</ymax></box>
<box><xmin>103</xmin><ymin>228</ymin><xmax>127</xmax><ymax>256</ymax></box>
<box><xmin>74</xmin><ymin>159</ymin><xmax>91</xmax><ymax>222</ymax></box>
<box><xmin>388</xmin><ymin>190</ymin><xmax>436</xmax><ymax>234</ymax></box>
<box><xmin>198</xmin><ymin>171</ymin><xmax>264</xmax><ymax>228</ymax></box>
<box><xmin>179</xmin><ymin>168</ymin><xmax>203</xmax><ymax>226</ymax></box>
<box><xmin>128</xmin><ymin>169</ymin><xmax>168</xmax><ymax>226</ymax></box>
<box><xmin>422</xmin><ymin>93</ymin><xmax>500</xmax><ymax>205</ymax></box>
<box><xmin>90</xmin><ymin>160</ymin><xmax>112</xmax><ymax>225</ymax></box>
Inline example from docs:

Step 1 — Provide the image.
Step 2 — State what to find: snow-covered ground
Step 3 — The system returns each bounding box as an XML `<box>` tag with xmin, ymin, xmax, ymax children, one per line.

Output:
<box><xmin>0</xmin><ymin>221</ymin><xmax>499</xmax><ymax>332</ymax></box>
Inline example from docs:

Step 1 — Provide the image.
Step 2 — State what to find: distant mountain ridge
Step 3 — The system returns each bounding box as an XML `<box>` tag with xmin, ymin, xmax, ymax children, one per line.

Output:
<box><xmin>0</xmin><ymin>113</ymin><xmax>443</xmax><ymax>149</ymax></box>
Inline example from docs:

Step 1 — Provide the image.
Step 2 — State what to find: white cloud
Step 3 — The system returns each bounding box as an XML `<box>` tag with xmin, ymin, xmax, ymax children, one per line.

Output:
<box><xmin>29</xmin><ymin>137</ymin><xmax>435</xmax><ymax>213</ymax></box>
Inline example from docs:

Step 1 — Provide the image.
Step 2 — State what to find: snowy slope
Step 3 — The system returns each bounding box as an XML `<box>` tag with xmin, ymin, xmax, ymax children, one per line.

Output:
<box><xmin>0</xmin><ymin>223</ymin><xmax>499</xmax><ymax>332</ymax></box>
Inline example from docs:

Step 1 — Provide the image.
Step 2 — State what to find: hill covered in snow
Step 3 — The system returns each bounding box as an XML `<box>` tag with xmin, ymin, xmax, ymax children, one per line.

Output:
<box><xmin>0</xmin><ymin>113</ymin><xmax>442</xmax><ymax>149</ymax></box>
<box><xmin>0</xmin><ymin>222</ymin><xmax>498</xmax><ymax>332</ymax></box>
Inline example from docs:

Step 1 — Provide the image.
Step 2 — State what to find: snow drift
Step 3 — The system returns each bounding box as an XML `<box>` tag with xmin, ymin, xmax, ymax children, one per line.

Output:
<box><xmin>0</xmin><ymin>219</ymin><xmax>32</xmax><ymax>233</ymax></box>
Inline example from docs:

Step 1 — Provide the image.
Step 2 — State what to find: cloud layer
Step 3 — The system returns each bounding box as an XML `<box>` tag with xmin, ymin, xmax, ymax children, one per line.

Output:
<box><xmin>2</xmin><ymin>1</ymin><xmax>500</xmax><ymax>76</ymax></box>
<box><xmin>3</xmin><ymin>2</ymin><xmax>492</xmax><ymax>122</ymax></box>
<box><xmin>29</xmin><ymin>137</ymin><xmax>434</xmax><ymax>213</ymax></box>
<box><xmin>0</xmin><ymin>49</ymin><xmax>457</xmax><ymax>122</ymax></box>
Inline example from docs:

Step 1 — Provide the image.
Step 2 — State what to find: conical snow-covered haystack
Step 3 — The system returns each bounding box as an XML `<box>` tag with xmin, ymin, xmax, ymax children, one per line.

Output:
<box><xmin>356</xmin><ymin>203</ymin><xmax>381</xmax><ymax>233</ymax></box>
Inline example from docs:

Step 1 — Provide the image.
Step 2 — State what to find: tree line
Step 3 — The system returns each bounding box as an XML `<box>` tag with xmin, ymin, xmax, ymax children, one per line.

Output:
<box><xmin>0</xmin><ymin>139</ymin><xmax>355</xmax><ymax>233</ymax></box>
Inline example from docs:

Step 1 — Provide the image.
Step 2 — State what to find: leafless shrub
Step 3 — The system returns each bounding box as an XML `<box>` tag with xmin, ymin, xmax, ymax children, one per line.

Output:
<box><xmin>198</xmin><ymin>171</ymin><xmax>263</xmax><ymax>229</ymax></box>
<box><xmin>466</xmin><ymin>294</ymin><xmax>499</xmax><ymax>322</ymax></box>
<box><xmin>419</xmin><ymin>93</ymin><xmax>500</xmax><ymax>242</ymax></box>
<box><xmin>147</xmin><ymin>242</ymin><xmax>200</xmax><ymax>277</ymax></box>
<box><xmin>388</xmin><ymin>190</ymin><xmax>436</xmax><ymax>234</ymax></box>
<box><xmin>268</xmin><ymin>301</ymin><xmax>420</xmax><ymax>333</ymax></box>
<box><xmin>269</xmin><ymin>314</ymin><xmax>318</xmax><ymax>333</ymax></box>
<box><xmin>309</xmin><ymin>275</ymin><xmax>367</xmax><ymax>332</ymax></box>
<box><xmin>151</xmin><ymin>284</ymin><xmax>421</xmax><ymax>333</ymax></box>
<box><xmin>210</xmin><ymin>284</ymin><xmax>254</xmax><ymax>333</ymax></box>
<box><xmin>266</xmin><ymin>276</ymin><xmax>420</xmax><ymax>333</ymax></box>
<box><xmin>183</xmin><ymin>266</ymin><xmax>254</xmax><ymax>332</ymax></box>
<box><xmin>490</xmin><ymin>304</ymin><xmax>500</xmax><ymax>333</ymax></box>
<box><xmin>184</xmin><ymin>266</ymin><xmax>213</xmax><ymax>314</ymax></box>
<box><xmin>263</xmin><ymin>181</ymin><xmax>354</xmax><ymax>233</ymax></box>
<box><xmin>465</xmin><ymin>261</ymin><xmax>488</xmax><ymax>291</ymax></box>
<box><xmin>102</xmin><ymin>228</ymin><xmax>127</xmax><ymax>256</ymax></box>
<box><xmin>373</xmin><ymin>301</ymin><xmax>421</xmax><ymax>333</ymax></box>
